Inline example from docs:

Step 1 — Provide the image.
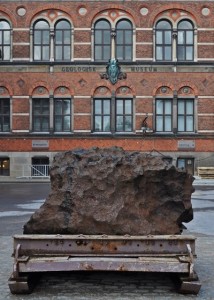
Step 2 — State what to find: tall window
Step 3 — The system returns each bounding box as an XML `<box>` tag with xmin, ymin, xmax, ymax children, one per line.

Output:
<box><xmin>54</xmin><ymin>99</ymin><xmax>71</xmax><ymax>132</ymax></box>
<box><xmin>94</xmin><ymin>99</ymin><xmax>111</xmax><ymax>132</ymax></box>
<box><xmin>155</xmin><ymin>99</ymin><xmax>172</xmax><ymax>132</ymax></box>
<box><xmin>0</xmin><ymin>157</ymin><xmax>9</xmax><ymax>176</ymax></box>
<box><xmin>177</xmin><ymin>20</ymin><xmax>194</xmax><ymax>61</ymax></box>
<box><xmin>0</xmin><ymin>20</ymin><xmax>11</xmax><ymax>61</ymax></box>
<box><xmin>55</xmin><ymin>20</ymin><xmax>71</xmax><ymax>61</ymax></box>
<box><xmin>94</xmin><ymin>19</ymin><xmax>133</xmax><ymax>62</ymax></box>
<box><xmin>156</xmin><ymin>20</ymin><xmax>172</xmax><ymax>61</ymax></box>
<box><xmin>33</xmin><ymin>20</ymin><xmax>50</xmax><ymax>61</ymax></box>
<box><xmin>177</xmin><ymin>99</ymin><xmax>194</xmax><ymax>132</ymax></box>
<box><xmin>94</xmin><ymin>20</ymin><xmax>111</xmax><ymax>61</ymax></box>
<box><xmin>116</xmin><ymin>20</ymin><xmax>132</xmax><ymax>61</ymax></box>
<box><xmin>155</xmin><ymin>19</ymin><xmax>195</xmax><ymax>61</ymax></box>
<box><xmin>116</xmin><ymin>98</ymin><xmax>132</xmax><ymax>132</ymax></box>
<box><xmin>32</xmin><ymin>98</ymin><xmax>49</xmax><ymax>132</ymax></box>
<box><xmin>0</xmin><ymin>99</ymin><xmax>10</xmax><ymax>132</ymax></box>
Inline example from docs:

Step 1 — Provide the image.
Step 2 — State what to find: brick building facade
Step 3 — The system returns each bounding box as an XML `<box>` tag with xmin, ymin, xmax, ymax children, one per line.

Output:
<box><xmin>0</xmin><ymin>0</ymin><xmax>214</xmax><ymax>179</ymax></box>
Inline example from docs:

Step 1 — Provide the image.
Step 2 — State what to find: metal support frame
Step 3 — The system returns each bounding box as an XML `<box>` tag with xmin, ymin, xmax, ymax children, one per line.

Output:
<box><xmin>8</xmin><ymin>234</ymin><xmax>201</xmax><ymax>295</ymax></box>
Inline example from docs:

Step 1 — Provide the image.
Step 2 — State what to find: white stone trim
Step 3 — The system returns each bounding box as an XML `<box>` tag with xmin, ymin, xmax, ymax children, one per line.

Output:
<box><xmin>136</xmin><ymin>42</ymin><xmax>153</xmax><ymax>45</ymax></box>
<box><xmin>135</xmin><ymin>58</ymin><xmax>153</xmax><ymax>61</ymax></box>
<box><xmin>136</xmin><ymin>28</ymin><xmax>152</xmax><ymax>31</ymax></box>
<box><xmin>198</xmin><ymin>113</ymin><xmax>214</xmax><ymax>116</ymax></box>
<box><xmin>12</xmin><ymin>113</ymin><xmax>29</xmax><ymax>116</ymax></box>
<box><xmin>198</xmin><ymin>43</ymin><xmax>214</xmax><ymax>45</ymax></box>
<box><xmin>136</xmin><ymin>96</ymin><xmax>153</xmax><ymax>99</ymax></box>
<box><xmin>198</xmin><ymin>96</ymin><xmax>214</xmax><ymax>99</ymax></box>
<box><xmin>74</xmin><ymin>28</ymin><xmax>91</xmax><ymax>31</ymax></box>
<box><xmin>74</xmin><ymin>113</ymin><xmax>91</xmax><ymax>115</ymax></box>
<box><xmin>12</xmin><ymin>96</ymin><xmax>29</xmax><ymax>99</ymax></box>
<box><xmin>13</xmin><ymin>42</ymin><xmax>30</xmax><ymax>46</ymax></box>
<box><xmin>13</xmin><ymin>28</ymin><xmax>30</xmax><ymax>31</ymax></box>
<box><xmin>12</xmin><ymin>130</ymin><xmax>30</xmax><ymax>133</ymax></box>
<box><xmin>74</xmin><ymin>96</ymin><xmax>91</xmax><ymax>99</ymax></box>
<box><xmin>198</xmin><ymin>130</ymin><xmax>214</xmax><ymax>133</ymax></box>
<box><xmin>12</xmin><ymin>58</ymin><xmax>30</xmax><ymax>61</ymax></box>
<box><xmin>73</xmin><ymin>130</ymin><xmax>91</xmax><ymax>133</ymax></box>
<box><xmin>73</xmin><ymin>58</ymin><xmax>91</xmax><ymax>61</ymax></box>
<box><xmin>73</xmin><ymin>42</ymin><xmax>91</xmax><ymax>45</ymax></box>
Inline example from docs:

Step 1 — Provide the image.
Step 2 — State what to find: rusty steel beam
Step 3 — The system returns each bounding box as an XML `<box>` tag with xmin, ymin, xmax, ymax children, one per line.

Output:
<box><xmin>12</xmin><ymin>234</ymin><xmax>196</xmax><ymax>257</ymax></box>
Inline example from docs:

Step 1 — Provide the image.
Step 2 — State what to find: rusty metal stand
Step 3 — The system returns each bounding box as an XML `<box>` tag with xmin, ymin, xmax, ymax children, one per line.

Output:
<box><xmin>8</xmin><ymin>234</ymin><xmax>201</xmax><ymax>294</ymax></box>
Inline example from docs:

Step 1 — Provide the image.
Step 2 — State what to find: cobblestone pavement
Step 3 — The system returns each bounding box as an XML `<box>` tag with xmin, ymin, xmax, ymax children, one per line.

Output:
<box><xmin>1</xmin><ymin>232</ymin><xmax>214</xmax><ymax>300</ymax></box>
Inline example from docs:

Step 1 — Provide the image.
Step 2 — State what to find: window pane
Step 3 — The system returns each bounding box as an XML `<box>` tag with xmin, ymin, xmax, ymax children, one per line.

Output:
<box><xmin>177</xmin><ymin>46</ymin><xmax>185</xmax><ymax>60</ymax></box>
<box><xmin>55</xmin><ymin>100</ymin><xmax>62</xmax><ymax>114</ymax></box>
<box><xmin>117</xmin><ymin>100</ymin><xmax>123</xmax><ymax>114</ymax></box>
<box><xmin>165</xmin><ymin>101</ymin><xmax>172</xmax><ymax>114</ymax></box>
<box><xmin>156</xmin><ymin>116</ymin><xmax>163</xmax><ymax>131</ymax></box>
<box><xmin>125</xmin><ymin>31</ymin><xmax>132</xmax><ymax>43</ymax></box>
<box><xmin>186</xmin><ymin>46</ymin><xmax>193</xmax><ymax>60</ymax></box>
<box><xmin>116</xmin><ymin>116</ymin><xmax>123</xmax><ymax>131</ymax></box>
<box><xmin>55</xmin><ymin>31</ymin><xmax>62</xmax><ymax>43</ymax></box>
<box><xmin>156</xmin><ymin>47</ymin><xmax>163</xmax><ymax>60</ymax></box>
<box><xmin>157</xmin><ymin>20</ymin><xmax>171</xmax><ymax>30</ymax></box>
<box><xmin>156</xmin><ymin>100</ymin><xmax>163</xmax><ymax>114</ymax></box>
<box><xmin>177</xmin><ymin>159</ymin><xmax>185</xmax><ymax>169</ymax></box>
<box><xmin>63</xmin><ymin>46</ymin><xmax>70</xmax><ymax>60</ymax></box>
<box><xmin>165</xmin><ymin>116</ymin><xmax>172</xmax><ymax>131</ymax></box>
<box><xmin>55</xmin><ymin>46</ymin><xmax>62</xmax><ymax>60</ymax></box>
<box><xmin>156</xmin><ymin>31</ymin><xmax>162</xmax><ymax>44</ymax></box>
<box><xmin>186</xmin><ymin>100</ymin><xmax>193</xmax><ymax>114</ymax></box>
<box><xmin>43</xmin><ymin>46</ymin><xmax>49</xmax><ymax>60</ymax></box>
<box><xmin>64</xmin><ymin>31</ymin><xmax>71</xmax><ymax>43</ymax></box>
<box><xmin>34</xmin><ymin>31</ymin><xmax>41</xmax><ymax>43</ymax></box>
<box><xmin>125</xmin><ymin>116</ymin><xmax>132</xmax><ymax>131</ymax></box>
<box><xmin>104</xmin><ymin>30</ymin><xmax>111</xmax><ymax>43</ymax></box>
<box><xmin>178</xmin><ymin>100</ymin><xmax>184</xmax><ymax>114</ymax></box>
<box><xmin>103</xmin><ymin>46</ymin><xmax>110</xmax><ymax>60</ymax></box>
<box><xmin>33</xmin><ymin>117</ymin><xmax>40</xmax><ymax>131</ymax></box>
<box><xmin>116</xmin><ymin>31</ymin><xmax>123</xmax><ymax>44</ymax></box>
<box><xmin>43</xmin><ymin>31</ymin><xmax>50</xmax><ymax>43</ymax></box>
<box><xmin>3</xmin><ymin>46</ymin><xmax>10</xmax><ymax>60</ymax></box>
<box><xmin>3</xmin><ymin>116</ymin><xmax>10</xmax><ymax>131</ymax></box>
<box><xmin>42</xmin><ymin>118</ymin><xmax>49</xmax><ymax>131</ymax></box>
<box><xmin>178</xmin><ymin>116</ymin><xmax>184</xmax><ymax>131</ymax></box>
<box><xmin>125</xmin><ymin>46</ymin><xmax>132</xmax><ymax>60</ymax></box>
<box><xmin>116</xmin><ymin>46</ymin><xmax>123</xmax><ymax>60</ymax></box>
<box><xmin>165</xmin><ymin>46</ymin><xmax>171</xmax><ymax>60</ymax></box>
<box><xmin>164</xmin><ymin>31</ymin><xmax>171</xmax><ymax>44</ymax></box>
<box><xmin>95</xmin><ymin>116</ymin><xmax>101</xmax><ymax>131</ymax></box>
<box><xmin>34</xmin><ymin>46</ymin><xmax>41</xmax><ymax>60</ymax></box>
<box><xmin>103</xmin><ymin>116</ymin><xmax>110</xmax><ymax>131</ymax></box>
<box><xmin>186</xmin><ymin>31</ymin><xmax>193</xmax><ymax>44</ymax></box>
<box><xmin>4</xmin><ymin>31</ymin><xmax>10</xmax><ymax>43</ymax></box>
<box><xmin>103</xmin><ymin>100</ymin><xmax>110</xmax><ymax>114</ymax></box>
<box><xmin>64</xmin><ymin>100</ymin><xmax>70</xmax><ymax>114</ymax></box>
<box><xmin>95</xmin><ymin>46</ymin><xmax>101</xmax><ymax>60</ymax></box>
<box><xmin>178</xmin><ymin>31</ymin><xmax>184</xmax><ymax>44</ymax></box>
<box><xmin>186</xmin><ymin>116</ymin><xmax>193</xmax><ymax>131</ymax></box>
<box><xmin>95</xmin><ymin>100</ymin><xmax>101</xmax><ymax>114</ymax></box>
<box><xmin>63</xmin><ymin>116</ymin><xmax>70</xmax><ymax>131</ymax></box>
<box><xmin>125</xmin><ymin>100</ymin><xmax>131</xmax><ymax>114</ymax></box>
<box><xmin>55</xmin><ymin>116</ymin><xmax>62</xmax><ymax>131</ymax></box>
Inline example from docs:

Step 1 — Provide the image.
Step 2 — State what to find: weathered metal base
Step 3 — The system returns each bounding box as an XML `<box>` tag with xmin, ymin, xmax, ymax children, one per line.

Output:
<box><xmin>8</xmin><ymin>234</ymin><xmax>201</xmax><ymax>295</ymax></box>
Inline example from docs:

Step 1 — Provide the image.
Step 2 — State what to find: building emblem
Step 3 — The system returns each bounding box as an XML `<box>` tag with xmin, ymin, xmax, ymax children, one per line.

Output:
<box><xmin>100</xmin><ymin>58</ymin><xmax>127</xmax><ymax>85</ymax></box>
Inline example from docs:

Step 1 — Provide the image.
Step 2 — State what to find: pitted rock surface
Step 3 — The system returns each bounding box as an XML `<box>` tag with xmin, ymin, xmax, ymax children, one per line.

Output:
<box><xmin>24</xmin><ymin>147</ymin><xmax>194</xmax><ymax>235</ymax></box>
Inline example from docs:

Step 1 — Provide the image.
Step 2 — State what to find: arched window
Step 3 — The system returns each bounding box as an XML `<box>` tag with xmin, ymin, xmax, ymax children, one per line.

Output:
<box><xmin>177</xmin><ymin>20</ymin><xmax>194</xmax><ymax>61</ymax></box>
<box><xmin>94</xmin><ymin>20</ymin><xmax>111</xmax><ymax>61</ymax></box>
<box><xmin>55</xmin><ymin>20</ymin><xmax>71</xmax><ymax>61</ymax></box>
<box><xmin>33</xmin><ymin>20</ymin><xmax>50</xmax><ymax>61</ymax></box>
<box><xmin>155</xmin><ymin>20</ymin><xmax>172</xmax><ymax>61</ymax></box>
<box><xmin>0</xmin><ymin>20</ymin><xmax>11</xmax><ymax>61</ymax></box>
<box><xmin>116</xmin><ymin>20</ymin><xmax>133</xmax><ymax>61</ymax></box>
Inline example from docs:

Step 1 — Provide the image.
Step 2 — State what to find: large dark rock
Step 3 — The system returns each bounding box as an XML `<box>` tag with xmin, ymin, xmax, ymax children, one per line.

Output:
<box><xmin>24</xmin><ymin>147</ymin><xmax>194</xmax><ymax>235</ymax></box>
